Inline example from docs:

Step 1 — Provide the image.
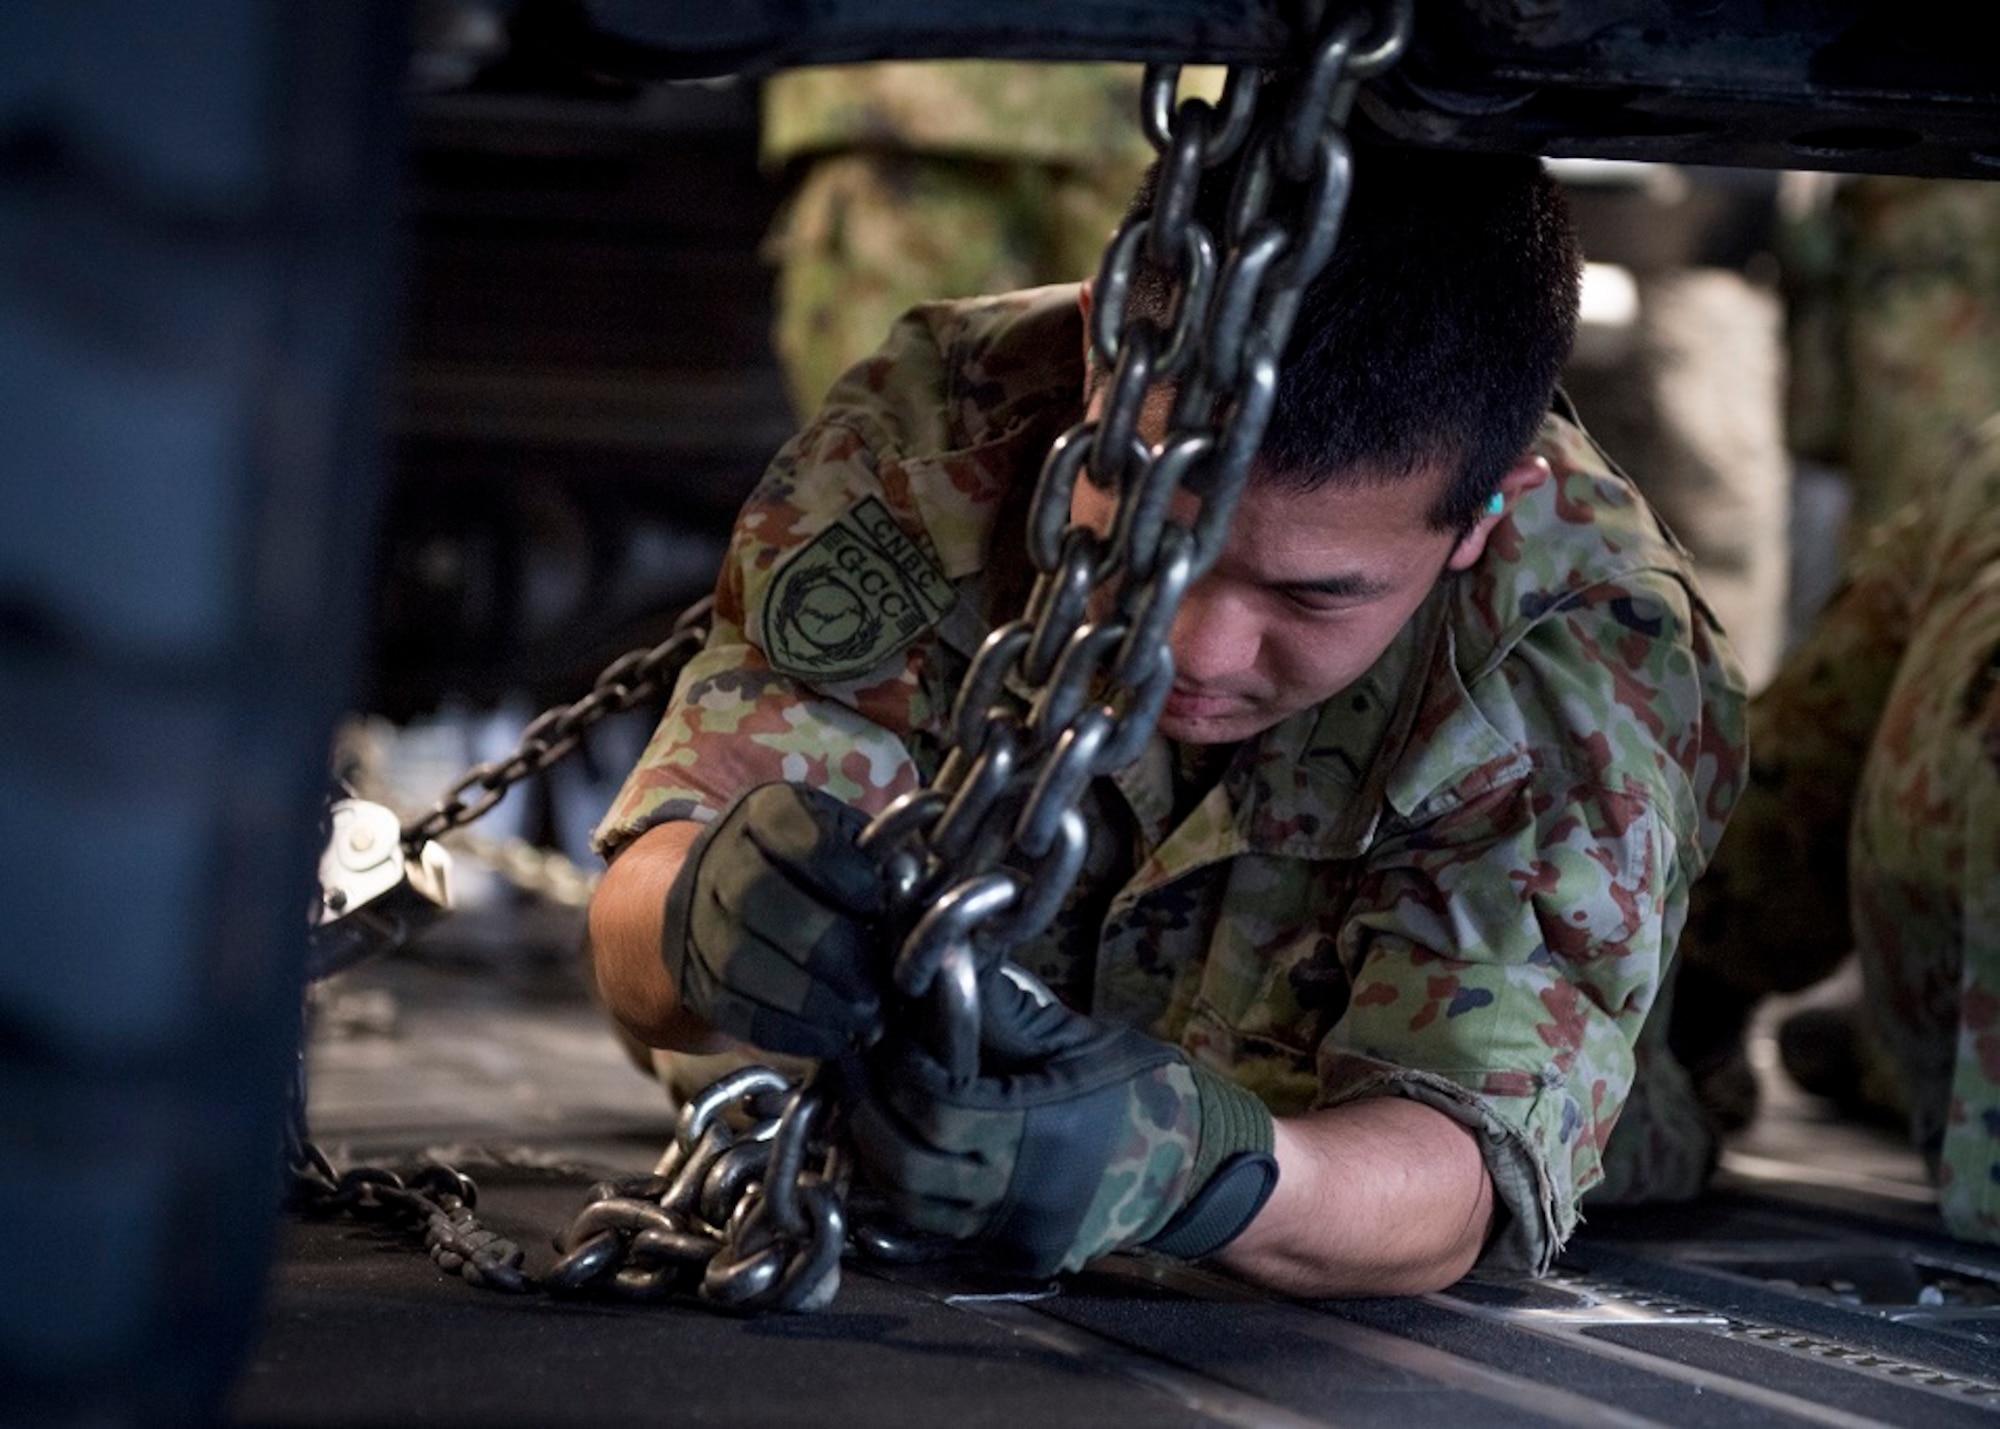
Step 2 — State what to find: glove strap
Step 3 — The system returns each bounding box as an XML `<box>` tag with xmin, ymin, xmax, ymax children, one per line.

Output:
<box><xmin>1142</xmin><ymin>1065</ymin><xmax>1277</xmax><ymax>1261</ymax></box>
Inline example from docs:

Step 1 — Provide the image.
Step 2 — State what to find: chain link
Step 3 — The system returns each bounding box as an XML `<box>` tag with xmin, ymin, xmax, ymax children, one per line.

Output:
<box><xmin>541</xmin><ymin>1066</ymin><xmax>853</xmax><ymax>1312</ymax></box>
<box><xmin>440</xmin><ymin>829</ymin><xmax>599</xmax><ymax>908</ymax></box>
<box><xmin>283</xmin><ymin>1048</ymin><xmax>535</xmax><ymax>1293</ymax></box>
<box><xmin>858</xmin><ymin>0</ymin><xmax>1411</xmax><ymax>1078</ymax></box>
<box><xmin>400</xmin><ymin>596</ymin><xmax>714</xmax><ymax>850</ymax></box>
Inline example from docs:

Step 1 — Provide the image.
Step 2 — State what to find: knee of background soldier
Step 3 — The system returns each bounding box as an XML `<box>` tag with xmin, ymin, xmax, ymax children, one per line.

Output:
<box><xmin>1592</xmin><ymin>1032</ymin><xmax>1719</xmax><ymax>1206</ymax></box>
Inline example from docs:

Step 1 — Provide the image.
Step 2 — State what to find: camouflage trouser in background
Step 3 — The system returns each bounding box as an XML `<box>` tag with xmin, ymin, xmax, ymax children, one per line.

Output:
<box><xmin>1786</xmin><ymin>177</ymin><xmax>2000</xmax><ymax>532</ymax></box>
<box><xmin>764</xmin><ymin>148</ymin><xmax>1146</xmax><ymax>421</ymax></box>
<box><xmin>1677</xmin><ymin>422</ymin><xmax>2000</xmax><ymax>1244</ymax></box>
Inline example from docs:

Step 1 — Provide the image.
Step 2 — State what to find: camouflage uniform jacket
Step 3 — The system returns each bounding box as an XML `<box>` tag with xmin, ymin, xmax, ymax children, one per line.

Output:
<box><xmin>596</xmin><ymin>286</ymin><xmax>1749</xmax><ymax>1272</ymax></box>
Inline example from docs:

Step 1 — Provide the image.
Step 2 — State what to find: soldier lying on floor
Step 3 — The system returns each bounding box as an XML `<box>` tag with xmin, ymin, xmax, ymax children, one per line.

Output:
<box><xmin>586</xmin><ymin>145</ymin><xmax>1749</xmax><ymax>1296</ymax></box>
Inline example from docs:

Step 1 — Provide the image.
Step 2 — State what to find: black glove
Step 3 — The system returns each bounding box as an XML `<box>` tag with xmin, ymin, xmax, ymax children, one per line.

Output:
<box><xmin>840</xmin><ymin>965</ymin><xmax>1278</xmax><ymax>1276</ymax></box>
<box><xmin>662</xmin><ymin>782</ymin><xmax>888</xmax><ymax>1058</ymax></box>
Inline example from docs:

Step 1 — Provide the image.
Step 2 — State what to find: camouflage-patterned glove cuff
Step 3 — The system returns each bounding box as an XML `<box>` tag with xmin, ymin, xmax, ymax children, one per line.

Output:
<box><xmin>1141</xmin><ymin>1064</ymin><xmax>1278</xmax><ymax>1262</ymax></box>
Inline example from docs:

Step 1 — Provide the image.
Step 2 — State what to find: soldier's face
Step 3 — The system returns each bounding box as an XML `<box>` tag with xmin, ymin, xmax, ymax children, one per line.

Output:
<box><xmin>1071</xmin><ymin>463</ymin><xmax>1486</xmax><ymax>744</ymax></box>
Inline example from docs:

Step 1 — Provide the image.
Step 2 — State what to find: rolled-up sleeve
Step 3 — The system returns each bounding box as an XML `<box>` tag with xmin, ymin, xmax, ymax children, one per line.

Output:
<box><xmin>1309</xmin><ymin>557</ymin><xmax>1737</xmax><ymax>1273</ymax></box>
<box><xmin>1315</xmin><ymin>768</ymin><xmax>1671</xmax><ymax>1271</ymax></box>
<box><xmin>591</xmin><ymin>644</ymin><xmax>928</xmax><ymax>856</ymax></box>
<box><xmin>591</xmin><ymin>415</ymin><xmax>948</xmax><ymax>857</ymax></box>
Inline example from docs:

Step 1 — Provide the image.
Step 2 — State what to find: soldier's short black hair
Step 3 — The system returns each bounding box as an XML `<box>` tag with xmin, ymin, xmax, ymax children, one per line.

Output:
<box><xmin>1104</xmin><ymin>141</ymin><xmax>1581</xmax><ymax>532</ymax></box>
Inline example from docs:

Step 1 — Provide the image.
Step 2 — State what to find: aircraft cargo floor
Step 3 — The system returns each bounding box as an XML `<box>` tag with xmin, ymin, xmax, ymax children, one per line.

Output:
<box><xmin>228</xmin><ymin>905</ymin><xmax>2000</xmax><ymax>1428</ymax></box>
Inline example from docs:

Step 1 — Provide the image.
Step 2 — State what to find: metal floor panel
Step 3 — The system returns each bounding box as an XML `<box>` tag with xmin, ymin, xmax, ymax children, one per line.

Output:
<box><xmin>234</xmin><ymin>934</ymin><xmax>2000</xmax><ymax>1426</ymax></box>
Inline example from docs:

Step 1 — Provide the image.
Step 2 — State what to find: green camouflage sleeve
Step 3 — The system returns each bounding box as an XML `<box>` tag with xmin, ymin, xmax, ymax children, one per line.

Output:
<box><xmin>588</xmin><ymin>638</ymin><xmax>931</xmax><ymax>855</ymax></box>
<box><xmin>1313</xmin><ymin>432</ymin><xmax>1748</xmax><ymax>1273</ymax></box>
<box><xmin>1316</xmin><ymin>774</ymin><xmax>1674</xmax><ymax>1273</ymax></box>
<box><xmin>590</xmin><ymin>371</ymin><xmax>955</xmax><ymax>855</ymax></box>
<box><xmin>591</xmin><ymin>290</ymin><xmax>1073</xmax><ymax>856</ymax></box>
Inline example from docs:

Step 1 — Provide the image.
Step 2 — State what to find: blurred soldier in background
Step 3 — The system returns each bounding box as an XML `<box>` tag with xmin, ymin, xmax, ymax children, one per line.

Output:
<box><xmin>1671</xmin><ymin>177</ymin><xmax>2000</xmax><ymax>1247</ymax></box>
<box><xmin>1785</xmin><ymin>177</ymin><xmax>2000</xmax><ymax>532</ymax></box>
<box><xmin>1676</xmin><ymin>418</ymin><xmax>2000</xmax><ymax>1246</ymax></box>
<box><xmin>759</xmin><ymin>61</ymin><xmax>1220</xmax><ymax>420</ymax></box>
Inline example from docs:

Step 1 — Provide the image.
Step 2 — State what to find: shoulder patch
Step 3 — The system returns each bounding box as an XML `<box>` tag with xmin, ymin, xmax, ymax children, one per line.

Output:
<box><xmin>761</xmin><ymin>496</ymin><xmax>955</xmax><ymax>681</ymax></box>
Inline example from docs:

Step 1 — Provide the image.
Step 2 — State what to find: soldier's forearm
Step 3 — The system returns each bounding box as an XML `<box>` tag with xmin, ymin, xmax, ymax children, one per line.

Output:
<box><xmin>1211</xmin><ymin>1095</ymin><xmax>1495</xmax><ymax>1297</ymax></box>
<box><xmin>586</xmin><ymin>821</ymin><xmax>732</xmax><ymax>1052</ymax></box>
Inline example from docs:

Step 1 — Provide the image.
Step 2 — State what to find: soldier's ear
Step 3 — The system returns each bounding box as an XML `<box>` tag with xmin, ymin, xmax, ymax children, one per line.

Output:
<box><xmin>1446</xmin><ymin>456</ymin><xmax>1548</xmax><ymax>572</ymax></box>
<box><xmin>1077</xmin><ymin>280</ymin><xmax>1099</xmax><ymax>402</ymax></box>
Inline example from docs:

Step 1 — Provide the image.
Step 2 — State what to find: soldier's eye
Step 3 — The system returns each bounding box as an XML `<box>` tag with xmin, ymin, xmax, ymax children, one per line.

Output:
<box><xmin>1282</xmin><ymin>591</ymin><xmax>1355</xmax><ymax>616</ymax></box>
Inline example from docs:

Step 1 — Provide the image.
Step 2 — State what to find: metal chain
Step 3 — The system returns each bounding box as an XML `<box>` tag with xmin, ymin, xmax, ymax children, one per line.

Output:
<box><xmin>679</xmin><ymin>0</ymin><xmax>1412</xmax><ymax>1312</ymax></box>
<box><xmin>291</xmin><ymin>603</ymin><xmax>718</xmax><ymax>1298</ymax></box>
<box><xmin>399</xmin><ymin>595</ymin><xmax>714</xmax><ymax>851</ymax></box>
<box><xmin>440</xmin><ymin>829</ymin><xmax>599</xmax><ymax>908</ymax></box>
<box><xmin>541</xmin><ymin>1065</ymin><xmax>853</xmax><ymax>1311</ymax></box>
<box><xmin>282</xmin><ymin>1041</ymin><xmax>535</xmax><ymax>1292</ymax></box>
<box><xmin>858</xmin><ymin>0</ymin><xmax>1411</xmax><ymax>1077</ymax></box>
<box><xmin>286</xmin><ymin>1048</ymin><xmax>910</xmax><ymax>1309</ymax></box>
<box><xmin>286</xmin><ymin>1140</ymin><xmax>537</xmax><ymax>1292</ymax></box>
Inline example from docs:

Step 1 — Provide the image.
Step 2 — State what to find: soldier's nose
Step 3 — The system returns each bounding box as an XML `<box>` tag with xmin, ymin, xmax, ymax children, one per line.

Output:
<box><xmin>1169</xmin><ymin>587</ymin><xmax>1257</xmax><ymax>682</ymax></box>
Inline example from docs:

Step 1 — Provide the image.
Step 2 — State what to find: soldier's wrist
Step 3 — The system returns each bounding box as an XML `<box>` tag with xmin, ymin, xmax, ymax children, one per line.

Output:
<box><xmin>658</xmin><ymin>810</ymin><xmax>731</xmax><ymax>987</ymax></box>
